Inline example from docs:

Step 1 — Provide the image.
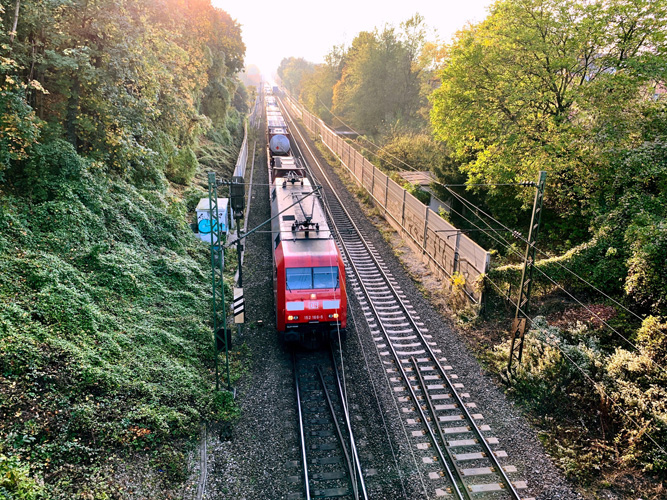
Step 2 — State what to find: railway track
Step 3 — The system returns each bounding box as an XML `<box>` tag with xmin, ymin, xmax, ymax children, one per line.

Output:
<box><xmin>290</xmin><ymin>347</ymin><xmax>368</xmax><ymax>500</ymax></box>
<box><xmin>282</xmin><ymin>97</ymin><xmax>536</xmax><ymax>500</ymax></box>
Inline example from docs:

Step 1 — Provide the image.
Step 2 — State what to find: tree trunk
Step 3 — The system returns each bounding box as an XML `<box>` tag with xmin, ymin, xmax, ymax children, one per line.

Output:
<box><xmin>10</xmin><ymin>0</ymin><xmax>20</xmax><ymax>44</ymax></box>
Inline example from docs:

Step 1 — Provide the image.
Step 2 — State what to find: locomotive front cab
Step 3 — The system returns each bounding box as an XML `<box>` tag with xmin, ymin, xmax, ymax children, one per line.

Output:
<box><xmin>276</xmin><ymin>243</ymin><xmax>348</xmax><ymax>345</ymax></box>
<box><xmin>283</xmin><ymin>264</ymin><xmax>347</xmax><ymax>344</ymax></box>
<box><xmin>270</xmin><ymin>177</ymin><xmax>347</xmax><ymax>347</ymax></box>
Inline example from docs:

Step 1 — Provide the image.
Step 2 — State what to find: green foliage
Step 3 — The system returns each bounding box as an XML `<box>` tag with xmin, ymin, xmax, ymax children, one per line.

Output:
<box><xmin>0</xmin><ymin>158</ymin><xmax>240</xmax><ymax>496</ymax></box>
<box><xmin>0</xmin><ymin>0</ymin><xmax>248</xmax><ymax>495</ymax></box>
<box><xmin>635</xmin><ymin>316</ymin><xmax>667</xmax><ymax>362</ymax></box>
<box><xmin>0</xmin><ymin>0</ymin><xmax>245</xmax><ymax>185</ymax></box>
<box><xmin>297</xmin><ymin>46</ymin><xmax>347</xmax><ymax>123</ymax></box>
<box><xmin>332</xmin><ymin>16</ymin><xmax>429</xmax><ymax>135</ymax></box>
<box><xmin>375</xmin><ymin>133</ymin><xmax>453</xmax><ymax>174</ymax></box>
<box><xmin>489</xmin><ymin>233</ymin><xmax>629</xmax><ymax>302</ymax></box>
<box><xmin>9</xmin><ymin>139</ymin><xmax>84</xmax><ymax>202</ymax></box>
<box><xmin>405</xmin><ymin>183</ymin><xmax>430</xmax><ymax>205</ymax></box>
<box><xmin>196</xmin><ymin>140</ymin><xmax>236</xmax><ymax>180</ymax></box>
<box><xmin>277</xmin><ymin>57</ymin><xmax>315</xmax><ymax>95</ymax></box>
<box><xmin>430</xmin><ymin>0</ymin><xmax>667</xmax><ymax>219</ymax></box>
<box><xmin>166</xmin><ymin>146</ymin><xmax>199</xmax><ymax>185</ymax></box>
<box><xmin>491</xmin><ymin>317</ymin><xmax>667</xmax><ymax>476</ymax></box>
<box><xmin>0</xmin><ymin>452</ymin><xmax>44</xmax><ymax>500</ymax></box>
<box><xmin>184</xmin><ymin>187</ymin><xmax>207</xmax><ymax>213</ymax></box>
<box><xmin>0</xmin><ymin>59</ymin><xmax>42</xmax><ymax>180</ymax></box>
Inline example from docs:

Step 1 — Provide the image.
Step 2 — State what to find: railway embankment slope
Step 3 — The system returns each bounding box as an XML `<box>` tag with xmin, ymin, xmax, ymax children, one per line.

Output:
<box><xmin>0</xmin><ymin>145</ymin><xmax>241</xmax><ymax>497</ymax></box>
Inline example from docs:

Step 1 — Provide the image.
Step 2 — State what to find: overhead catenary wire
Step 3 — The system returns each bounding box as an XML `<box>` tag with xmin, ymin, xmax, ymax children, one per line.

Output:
<box><xmin>309</xmin><ymin>93</ymin><xmax>667</xmax><ymax>432</ymax></box>
<box><xmin>443</xmin><ymin>185</ymin><xmax>649</xmax><ymax>324</ymax></box>
<box><xmin>317</xmin><ymin>92</ymin><xmax>662</xmax><ymax>363</ymax></box>
<box><xmin>322</xmin><ymin>99</ymin><xmax>667</xmax><ymax>372</ymax></box>
<box><xmin>275</xmin><ymin>98</ymin><xmax>365</xmax><ymax>495</ymax></box>
<box><xmin>322</xmin><ymin>95</ymin><xmax>655</xmax><ymax>358</ymax></box>
<box><xmin>444</xmin><ymin>188</ymin><xmax>667</xmax><ymax>376</ymax></box>
<box><xmin>487</xmin><ymin>261</ymin><xmax>667</xmax><ymax>458</ymax></box>
<box><xmin>282</xmin><ymin>96</ymin><xmax>412</xmax><ymax>497</ymax></box>
<box><xmin>304</xmin><ymin>91</ymin><xmax>667</xmax><ymax>466</ymax></box>
<box><xmin>318</xmin><ymin>93</ymin><xmax>648</xmax><ymax>340</ymax></box>
<box><xmin>508</xmin><ymin>308</ymin><xmax>667</xmax><ymax>459</ymax></box>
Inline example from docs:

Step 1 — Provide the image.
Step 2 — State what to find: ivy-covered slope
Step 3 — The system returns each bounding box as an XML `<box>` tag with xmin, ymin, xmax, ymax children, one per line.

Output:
<box><xmin>0</xmin><ymin>144</ymin><xmax>236</xmax><ymax>497</ymax></box>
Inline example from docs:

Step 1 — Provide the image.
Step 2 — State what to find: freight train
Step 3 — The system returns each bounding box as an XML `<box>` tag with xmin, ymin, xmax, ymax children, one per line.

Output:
<box><xmin>266</xmin><ymin>95</ymin><xmax>347</xmax><ymax>345</ymax></box>
<box><xmin>266</xmin><ymin>96</ymin><xmax>291</xmax><ymax>163</ymax></box>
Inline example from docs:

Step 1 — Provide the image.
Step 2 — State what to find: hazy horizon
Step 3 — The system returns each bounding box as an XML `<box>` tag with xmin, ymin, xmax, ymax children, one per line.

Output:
<box><xmin>213</xmin><ymin>0</ymin><xmax>495</xmax><ymax>79</ymax></box>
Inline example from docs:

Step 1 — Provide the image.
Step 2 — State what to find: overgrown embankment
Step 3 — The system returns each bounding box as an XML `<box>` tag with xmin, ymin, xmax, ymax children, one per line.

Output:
<box><xmin>0</xmin><ymin>143</ymin><xmax>240</xmax><ymax>497</ymax></box>
<box><xmin>0</xmin><ymin>0</ymin><xmax>249</xmax><ymax>495</ymax></box>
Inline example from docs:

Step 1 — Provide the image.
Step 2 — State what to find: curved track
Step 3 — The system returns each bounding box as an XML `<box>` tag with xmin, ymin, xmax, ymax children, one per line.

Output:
<box><xmin>282</xmin><ymin>96</ymin><xmax>535</xmax><ymax>500</ymax></box>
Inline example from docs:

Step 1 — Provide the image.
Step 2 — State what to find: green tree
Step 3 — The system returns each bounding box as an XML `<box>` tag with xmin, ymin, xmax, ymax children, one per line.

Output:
<box><xmin>332</xmin><ymin>17</ymin><xmax>428</xmax><ymax>136</ymax></box>
<box><xmin>0</xmin><ymin>0</ymin><xmax>245</xmax><ymax>185</ymax></box>
<box><xmin>277</xmin><ymin>57</ymin><xmax>315</xmax><ymax>95</ymax></box>
<box><xmin>431</xmin><ymin>0</ymin><xmax>667</xmax><ymax>220</ymax></box>
<box><xmin>300</xmin><ymin>45</ymin><xmax>346</xmax><ymax>123</ymax></box>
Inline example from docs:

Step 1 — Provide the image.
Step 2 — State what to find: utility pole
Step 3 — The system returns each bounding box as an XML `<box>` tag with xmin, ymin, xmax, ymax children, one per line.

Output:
<box><xmin>230</xmin><ymin>176</ymin><xmax>246</xmax><ymax>329</ymax></box>
<box><xmin>508</xmin><ymin>171</ymin><xmax>547</xmax><ymax>371</ymax></box>
<box><xmin>230</xmin><ymin>176</ymin><xmax>245</xmax><ymax>287</ymax></box>
<box><xmin>207</xmin><ymin>171</ymin><xmax>230</xmax><ymax>391</ymax></box>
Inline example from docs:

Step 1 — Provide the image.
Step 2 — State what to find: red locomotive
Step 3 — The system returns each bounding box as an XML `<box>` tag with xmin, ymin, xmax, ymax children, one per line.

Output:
<box><xmin>266</xmin><ymin>97</ymin><xmax>347</xmax><ymax>345</ymax></box>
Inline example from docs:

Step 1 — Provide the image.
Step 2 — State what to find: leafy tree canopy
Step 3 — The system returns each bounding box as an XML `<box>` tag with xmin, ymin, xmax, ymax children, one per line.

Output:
<box><xmin>0</xmin><ymin>0</ymin><xmax>246</xmax><ymax>185</ymax></box>
<box><xmin>431</xmin><ymin>0</ymin><xmax>667</xmax><ymax>217</ymax></box>
<box><xmin>277</xmin><ymin>57</ymin><xmax>315</xmax><ymax>95</ymax></box>
<box><xmin>333</xmin><ymin>15</ymin><xmax>430</xmax><ymax>136</ymax></box>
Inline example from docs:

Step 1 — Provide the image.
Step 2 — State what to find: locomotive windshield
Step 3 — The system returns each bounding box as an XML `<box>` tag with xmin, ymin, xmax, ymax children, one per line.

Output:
<box><xmin>286</xmin><ymin>267</ymin><xmax>339</xmax><ymax>290</ymax></box>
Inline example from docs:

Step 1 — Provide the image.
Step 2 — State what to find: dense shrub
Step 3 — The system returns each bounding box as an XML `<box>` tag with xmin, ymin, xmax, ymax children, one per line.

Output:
<box><xmin>166</xmin><ymin>146</ymin><xmax>199</xmax><ymax>185</ymax></box>
<box><xmin>491</xmin><ymin>317</ymin><xmax>667</xmax><ymax>477</ymax></box>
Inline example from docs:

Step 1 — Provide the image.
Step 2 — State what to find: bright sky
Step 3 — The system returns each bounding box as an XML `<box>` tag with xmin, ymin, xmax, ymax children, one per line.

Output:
<box><xmin>213</xmin><ymin>0</ymin><xmax>496</xmax><ymax>79</ymax></box>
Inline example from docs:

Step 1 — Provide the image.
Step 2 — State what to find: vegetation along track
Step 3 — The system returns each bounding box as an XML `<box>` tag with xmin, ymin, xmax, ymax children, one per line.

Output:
<box><xmin>281</xmin><ymin>97</ymin><xmax>535</xmax><ymax>500</ymax></box>
<box><xmin>291</xmin><ymin>346</ymin><xmax>368</xmax><ymax>500</ymax></box>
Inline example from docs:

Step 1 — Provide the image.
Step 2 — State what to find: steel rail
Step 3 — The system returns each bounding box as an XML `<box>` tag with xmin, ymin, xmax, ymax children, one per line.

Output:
<box><xmin>281</xmin><ymin>97</ymin><xmax>524</xmax><ymax>499</ymax></box>
<box><xmin>333</xmin><ymin>229</ymin><xmax>464</xmax><ymax>499</ymax></box>
<box><xmin>329</xmin><ymin>347</ymin><xmax>369</xmax><ymax>500</ymax></box>
<box><xmin>282</xmin><ymin>99</ymin><xmax>437</xmax><ymax>496</ymax></box>
<box><xmin>317</xmin><ymin>365</ymin><xmax>360</xmax><ymax>500</ymax></box>
<box><xmin>282</xmin><ymin>100</ymin><xmax>420</xmax><ymax>498</ymax></box>
<box><xmin>293</xmin><ymin>353</ymin><xmax>311</xmax><ymax>500</ymax></box>
<box><xmin>411</xmin><ymin>356</ymin><xmax>471</xmax><ymax>499</ymax></box>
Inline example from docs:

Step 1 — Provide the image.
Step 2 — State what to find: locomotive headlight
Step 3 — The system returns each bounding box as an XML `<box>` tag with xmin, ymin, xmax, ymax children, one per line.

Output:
<box><xmin>329</xmin><ymin>313</ymin><xmax>339</xmax><ymax>319</ymax></box>
<box><xmin>310</xmin><ymin>293</ymin><xmax>317</xmax><ymax>300</ymax></box>
<box><xmin>288</xmin><ymin>315</ymin><xmax>293</xmax><ymax>320</ymax></box>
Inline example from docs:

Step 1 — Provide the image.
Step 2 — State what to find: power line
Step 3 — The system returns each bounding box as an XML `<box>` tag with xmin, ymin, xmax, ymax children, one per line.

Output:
<box><xmin>446</xmin><ymin>188</ymin><xmax>667</xmax><ymax>374</ymax></box>
<box><xmin>534</xmin><ymin>245</ymin><xmax>647</xmax><ymax>324</ymax></box>
<box><xmin>509</xmin><ymin>306</ymin><xmax>667</xmax><ymax>458</ymax></box>
<box><xmin>443</xmin><ymin>187</ymin><xmax>667</xmax><ymax>374</ymax></box>
<box><xmin>447</xmin><ymin>184</ymin><xmax>649</xmax><ymax>327</ymax></box>
<box><xmin>312</xmin><ymin>93</ymin><xmax>666</xmax><ymax>376</ymax></box>
<box><xmin>529</xmin><ymin>259</ymin><xmax>667</xmax><ymax>377</ymax></box>
<box><xmin>306</xmin><ymin>93</ymin><xmax>667</xmax><ymax>459</ymax></box>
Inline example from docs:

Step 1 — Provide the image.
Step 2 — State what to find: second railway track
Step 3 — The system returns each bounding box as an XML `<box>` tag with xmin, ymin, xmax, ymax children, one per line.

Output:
<box><xmin>281</xmin><ymin>96</ymin><xmax>536</xmax><ymax>500</ymax></box>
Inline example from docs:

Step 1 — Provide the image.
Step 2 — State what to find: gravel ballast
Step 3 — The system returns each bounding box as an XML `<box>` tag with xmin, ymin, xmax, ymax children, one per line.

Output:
<box><xmin>201</xmin><ymin>115</ymin><xmax>583</xmax><ymax>499</ymax></box>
